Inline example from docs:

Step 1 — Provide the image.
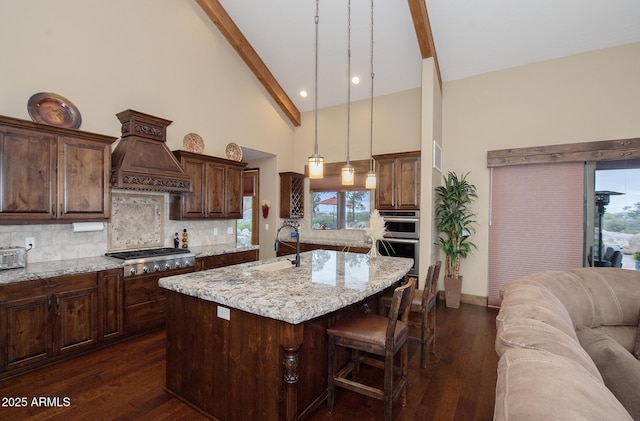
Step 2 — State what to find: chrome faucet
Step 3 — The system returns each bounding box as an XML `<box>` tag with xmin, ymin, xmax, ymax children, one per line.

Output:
<box><xmin>274</xmin><ymin>220</ymin><xmax>301</xmax><ymax>267</ymax></box>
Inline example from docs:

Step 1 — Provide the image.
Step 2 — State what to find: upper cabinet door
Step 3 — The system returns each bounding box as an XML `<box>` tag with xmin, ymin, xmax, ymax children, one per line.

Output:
<box><xmin>396</xmin><ymin>155</ymin><xmax>420</xmax><ymax>209</ymax></box>
<box><xmin>58</xmin><ymin>136</ymin><xmax>111</xmax><ymax>220</ymax></box>
<box><xmin>179</xmin><ymin>157</ymin><xmax>207</xmax><ymax>218</ymax></box>
<box><xmin>0</xmin><ymin>127</ymin><xmax>57</xmax><ymax>220</ymax></box>
<box><xmin>225</xmin><ymin>165</ymin><xmax>244</xmax><ymax>219</ymax></box>
<box><xmin>205</xmin><ymin>161</ymin><xmax>225</xmax><ymax>218</ymax></box>
<box><xmin>375</xmin><ymin>159</ymin><xmax>396</xmax><ymax>210</ymax></box>
<box><xmin>374</xmin><ymin>152</ymin><xmax>420</xmax><ymax>210</ymax></box>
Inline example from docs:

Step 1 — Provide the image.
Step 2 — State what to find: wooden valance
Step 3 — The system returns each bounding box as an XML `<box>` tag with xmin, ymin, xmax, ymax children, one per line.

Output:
<box><xmin>304</xmin><ymin>159</ymin><xmax>371</xmax><ymax>177</ymax></box>
<box><xmin>306</xmin><ymin>159</ymin><xmax>371</xmax><ymax>192</ymax></box>
<box><xmin>487</xmin><ymin>137</ymin><xmax>640</xmax><ymax>168</ymax></box>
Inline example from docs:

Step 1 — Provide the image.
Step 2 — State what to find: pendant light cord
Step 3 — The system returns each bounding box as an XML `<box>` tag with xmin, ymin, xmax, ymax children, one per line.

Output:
<box><xmin>346</xmin><ymin>0</ymin><xmax>351</xmax><ymax>165</ymax></box>
<box><xmin>314</xmin><ymin>0</ymin><xmax>319</xmax><ymax>156</ymax></box>
<box><xmin>369</xmin><ymin>0</ymin><xmax>375</xmax><ymax>173</ymax></box>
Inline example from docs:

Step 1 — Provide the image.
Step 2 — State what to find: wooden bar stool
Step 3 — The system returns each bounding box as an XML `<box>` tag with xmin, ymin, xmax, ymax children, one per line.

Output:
<box><xmin>379</xmin><ymin>261</ymin><xmax>441</xmax><ymax>368</ymax></box>
<box><xmin>327</xmin><ymin>279</ymin><xmax>415</xmax><ymax>421</ymax></box>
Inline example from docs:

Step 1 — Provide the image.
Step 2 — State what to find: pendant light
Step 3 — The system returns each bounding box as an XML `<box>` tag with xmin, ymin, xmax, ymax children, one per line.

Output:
<box><xmin>341</xmin><ymin>0</ymin><xmax>355</xmax><ymax>186</ymax></box>
<box><xmin>308</xmin><ymin>0</ymin><xmax>324</xmax><ymax>179</ymax></box>
<box><xmin>365</xmin><ymin>0</ymin><xmax>377</xmax><ymax>189</ymax></box>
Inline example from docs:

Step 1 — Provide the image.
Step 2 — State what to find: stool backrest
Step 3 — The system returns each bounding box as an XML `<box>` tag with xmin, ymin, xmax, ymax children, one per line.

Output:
<box><xmin>418</xmin><ymin>261</ymin><xmax>442</xmax><ymax>309</ymax></box>
<box><xmin>386</xmin><ymin>278</ymin><xmax>416</xmax><ymax>346</ymax></box>
<box><xmin>428</xmin><ymin>260</ymin><xmax>442</xmax><ymax>296</ymax></box>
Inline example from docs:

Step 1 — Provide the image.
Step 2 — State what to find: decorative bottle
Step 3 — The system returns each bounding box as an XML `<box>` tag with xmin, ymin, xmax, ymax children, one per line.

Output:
<box><xmin>182</xmin><ymin>229</ymin><xmax>188</xmax><ymax>249</ymax></box>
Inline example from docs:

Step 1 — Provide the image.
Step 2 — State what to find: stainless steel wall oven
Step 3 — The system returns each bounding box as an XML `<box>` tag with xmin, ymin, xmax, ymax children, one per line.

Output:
<box><xmin>376</xmin><ymin>211</ymin><xmax>420</xmax><ymax>277</ymax></box>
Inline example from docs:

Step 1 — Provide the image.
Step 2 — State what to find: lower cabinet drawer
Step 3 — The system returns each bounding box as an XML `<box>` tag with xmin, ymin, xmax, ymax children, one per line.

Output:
<box><xmin>124</xmin><ymin>276</ymin><xmax>166</xmax><ymax>306</ymax></box>
<box><xmin>124</xmin><ymin>299</ymin><xmax>166</xmax><ymax>333</ymax></box>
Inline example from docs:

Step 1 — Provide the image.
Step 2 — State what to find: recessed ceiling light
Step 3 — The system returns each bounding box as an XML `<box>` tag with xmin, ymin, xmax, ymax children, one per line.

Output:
<box><xmin>300</xmin><ymin>90</ymin><xmax>308</xmax><ymax>97</ymax></box>
<box><xmin>351</xmin><ymin>76</ymin><xmax>360</xmax><ymax>85</ymax></box>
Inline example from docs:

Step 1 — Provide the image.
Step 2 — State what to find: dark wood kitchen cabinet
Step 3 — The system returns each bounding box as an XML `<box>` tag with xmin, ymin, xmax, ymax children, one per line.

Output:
<box><xmin>123</xmin><ymin>267</ymin><xmax>195</xmax><ymax>334</ymax></box>
<box><xmin>280</xmin><ymin>171</ymin><xmax>305</xmax><ymax>218</ymax></box>
<box><xmin>374</xmin><ymin>151</ymin><xmax>421</xmax><ymax>210</ymax></box>
<box><xmin>0</xmin><ymin>273</ymin><xmax>98</xmax><ymax>376</ymax></box>
<box><xmin>195</xmin><ymin>249</ymin><xmax>258</xmax><ymax>271</ymax></box>
<box><xmin>0</xmin><ymin>115</ymin><xmax>116</xmax><ymax>223</ymax></box>
<box><xmin>98</xmin><ymin>269</ymin><xmax>123</xmax><ymax>341</ymax></box>
<box><xmin>170</xmin><ymin>150</ymin><xmax>247</xmax><ymax>220</ymax></box>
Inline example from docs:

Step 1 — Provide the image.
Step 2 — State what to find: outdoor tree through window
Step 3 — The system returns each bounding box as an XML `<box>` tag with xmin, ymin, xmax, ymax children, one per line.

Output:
<box><xmin>312</xmin><ymin>191</ymin><xmax>370</xmax><ymax>230</ymax></box>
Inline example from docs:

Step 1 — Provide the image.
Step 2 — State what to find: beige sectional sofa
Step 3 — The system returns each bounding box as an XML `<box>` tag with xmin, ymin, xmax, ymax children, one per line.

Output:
<box><xmin>494</xmin><ymin>268</ymin><xmax>640</xmax><ymax>420</ymax></box>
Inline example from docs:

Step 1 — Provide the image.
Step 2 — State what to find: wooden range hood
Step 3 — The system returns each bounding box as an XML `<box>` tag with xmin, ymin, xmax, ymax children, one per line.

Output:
<box><xmin>110</xmin><ymin>110</ymin><xmax>192</xmax><ymax>193</ymax></box>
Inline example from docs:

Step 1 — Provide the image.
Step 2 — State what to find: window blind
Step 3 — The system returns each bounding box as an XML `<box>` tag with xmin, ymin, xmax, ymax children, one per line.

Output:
<box><xmin>487</xmin><ymin>162</ymin><xmax>584</xmax><ymax>307</ymax></box>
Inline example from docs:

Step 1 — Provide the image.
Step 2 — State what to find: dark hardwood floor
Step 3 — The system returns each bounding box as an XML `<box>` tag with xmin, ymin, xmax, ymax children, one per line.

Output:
<box><xmin>0</xmin><ymin>302</ymin><xmax>499</xmax><ymax>421</ymax></box>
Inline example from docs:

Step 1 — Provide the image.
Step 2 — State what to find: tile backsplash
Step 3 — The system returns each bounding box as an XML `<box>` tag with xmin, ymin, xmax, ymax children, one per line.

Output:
<box><xmin>109</xmin><ymin>192</ymin><xmax>165</xmax><ymax>250</ymax></box>
<box><xmin>0</xmin><ymin>190</ymin><xmax>237</xmax><ymax>264</ymax></box>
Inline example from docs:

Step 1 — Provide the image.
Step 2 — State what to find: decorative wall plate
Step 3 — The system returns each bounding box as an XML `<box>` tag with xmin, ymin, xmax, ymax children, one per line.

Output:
<box><xmin>183</xmin><ymin>132</ymin><xmax>204</xmax><ymax>154</ymax></box>
<box><xmin>225</xmin><ymin>142</ymin><xmax>242</xmax><ymax>161</ymax></box>
<box><xmin>27</xmin><ymin>92</ymin><xmax>82</xmax><ymax>129</ymax></box>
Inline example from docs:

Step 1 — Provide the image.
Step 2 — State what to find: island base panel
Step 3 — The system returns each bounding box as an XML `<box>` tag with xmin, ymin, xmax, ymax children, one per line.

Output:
<box><xmin>165</xmin><ymin>291</ymin><xmax>365</xmax><ymax>421</ymax></box>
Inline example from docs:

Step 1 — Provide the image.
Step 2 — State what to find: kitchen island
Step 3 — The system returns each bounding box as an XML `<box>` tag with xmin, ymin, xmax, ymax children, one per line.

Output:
<box><xmin>159</xmin><ymin>250</ymin><xmax>413</xmax><ymax>421</ymax></box>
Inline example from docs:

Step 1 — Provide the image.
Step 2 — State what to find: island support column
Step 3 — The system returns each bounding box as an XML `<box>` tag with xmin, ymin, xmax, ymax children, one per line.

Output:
<box><xmin>281</xmin><ymin>323</ymin><xmax>304</xmax><ymax>421</ymax></box>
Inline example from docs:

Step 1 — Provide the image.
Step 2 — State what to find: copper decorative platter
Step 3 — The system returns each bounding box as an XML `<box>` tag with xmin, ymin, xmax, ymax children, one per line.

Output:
<box><xmin>225</xmin><ymin>142</ymin><xmax>242</xmax><ymax>161</ymax></box>
<box><xmin>27</xmin><ymin>92</ymin><xmax>82</xmax><ymax>129</ymax></box>
<box><xmin>183</xmin><ymin>132</ymin><xmax>204</xmax><ymax>154</ymax></box>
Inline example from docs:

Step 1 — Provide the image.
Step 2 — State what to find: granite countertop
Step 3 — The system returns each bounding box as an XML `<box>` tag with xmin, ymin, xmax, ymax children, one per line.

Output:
<box><xmin>0</xmin><ymin>256</ymin><xmax>123</xmax><ymax>285</ymax></box>
<box><xmin>0</xmin><ymin>243</ymin><xmax>260</xmax><ymax>285</ymax></box>
<box><xmin>159</xmin><ymin>250</ymin><xmax>413</xmax><ymax>325</ymax></box>
<box><xmin>276</xmin><ymin>233</ymin><xmax>371</xmax><ymax>249</ymax></box>
<box><xmin>188</xmin><ymin>244</ymin><xmax>259</xmax><ymax>257</ymax></box>
<box><xmin>299</xmin><ymin>237</ymin><xmax>371</xmax><ymax>249</ymax></box>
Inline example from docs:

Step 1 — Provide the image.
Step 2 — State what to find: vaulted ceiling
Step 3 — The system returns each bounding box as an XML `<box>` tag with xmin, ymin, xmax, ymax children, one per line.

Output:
<box><xmin>197</xmin><ymin>0</ymin><xmax>640</xmax><ymax>127</ymax></box>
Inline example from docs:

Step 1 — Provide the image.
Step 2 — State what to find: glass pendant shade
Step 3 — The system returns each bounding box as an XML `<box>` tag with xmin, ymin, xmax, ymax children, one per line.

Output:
<box><xmin>308</xmin><ymin>154</ymin><xmax>324</xmax><ymax>179</ymax></box>
<box><xmin>365</xmin><ymin>171</ymin><xmax>377</xmax><ymax>189</ymax></box>
<box><xmin>341</xmin><ymin>164</ymin><xmax>355</xmax><ymax>186</ymax></box>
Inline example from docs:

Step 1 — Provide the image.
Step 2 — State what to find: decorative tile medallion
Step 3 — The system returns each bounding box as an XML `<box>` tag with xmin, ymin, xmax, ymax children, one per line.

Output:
<box><xmin>109</xmin><ymin>193</ymin><xmax>164</xmax><ymax>250</ymax></box>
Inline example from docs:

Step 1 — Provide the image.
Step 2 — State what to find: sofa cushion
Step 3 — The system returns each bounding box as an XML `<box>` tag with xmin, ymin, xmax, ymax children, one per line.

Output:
<box><xmin>495</xmin><ymin>348</ymin><xmax>633</xmax><ymax>421</ymax></box>
<box><xmin>496</xmin><ymin>317</ymin><xmax>601</xmax><ymax>379</ymax></box>
<box><xmin>595</xmin><ymin>325</ymin><xmax>638</xmax><ymax>353</ymax></box>
<box><xmin>577</xmin><ymin>327</ymin><xmax>640</xmax><ymax>420</ymax></box>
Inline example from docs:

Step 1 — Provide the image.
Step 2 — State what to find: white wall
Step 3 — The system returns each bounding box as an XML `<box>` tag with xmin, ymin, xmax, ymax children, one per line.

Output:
<box><xmin>293</xmin><ymin>88</ymin><xmax>422</xmax><ymax>169</ymax></box>
<box><xmin>0</xmin><ymin>0</ymin><xmax>296</xmax><ymax>260</ymax></box>
<box><xmin>442</xmin><ymin>42</ymin><xmax>640</xmax><ymax>299</ymax></box>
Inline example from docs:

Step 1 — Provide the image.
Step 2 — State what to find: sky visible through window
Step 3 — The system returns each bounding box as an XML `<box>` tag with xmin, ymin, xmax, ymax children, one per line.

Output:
<box><xmin>595</xmin><ymin>168</ymin><xmax>640</xmax><ymax>214</ymax></box>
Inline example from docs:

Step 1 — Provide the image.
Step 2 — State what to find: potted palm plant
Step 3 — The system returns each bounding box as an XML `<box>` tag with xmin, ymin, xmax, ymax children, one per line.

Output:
<box><xmin>634</xmin><ymin>251</ymin><xmax>640</xmax><ymax>271</ymax></box>
<box><xmin>435</xmin><ymin>171</ymin><xmax>478</xmax><ymax>308</ymax></box>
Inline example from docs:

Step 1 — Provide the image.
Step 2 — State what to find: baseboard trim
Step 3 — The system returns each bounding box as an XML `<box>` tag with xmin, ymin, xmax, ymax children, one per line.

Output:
<box><xmin>437</xmin><ymin>290</ymin><xmax>487</xmax><ymax>307</ymax></box>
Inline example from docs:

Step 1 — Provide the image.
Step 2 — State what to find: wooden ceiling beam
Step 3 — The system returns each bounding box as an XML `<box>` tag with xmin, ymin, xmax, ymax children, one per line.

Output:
<box><xmin>196</xmin><ymin>0</ymin><xmax>302</xmax><ymax>127</ymax></box>
<box><xmin>407</xmin><ymin>0</ymin><xmax>442</xmax><ymax>89</ymax></box>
